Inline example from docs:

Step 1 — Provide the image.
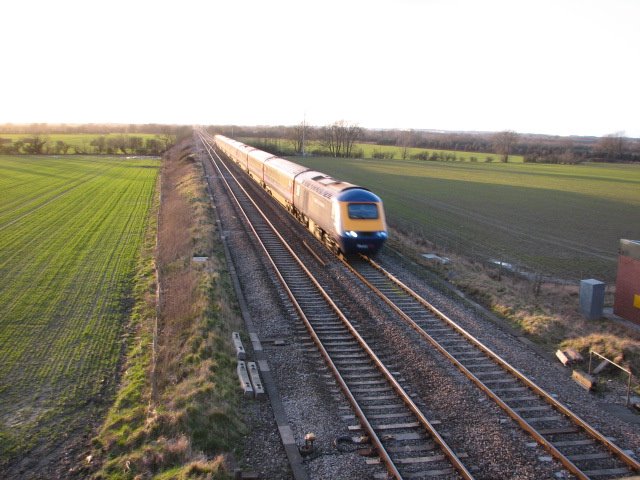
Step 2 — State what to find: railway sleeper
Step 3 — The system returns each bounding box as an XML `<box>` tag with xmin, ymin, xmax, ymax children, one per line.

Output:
<box><xmin>364</xmin><ymin>403</ymin><xmax>409</xmax><ymax>411</ymax></box>
<box><xmin>373</xmin><ymin>422</ymin><xmax>421</xmax><ymax>431</ymax></box>
<box><xmin>373</xmin><ymin>468</ymin><xmax>455</xmax><ymax>479</ymax></box>
<box><xmin>351</xmin><ymin>386</ymin><xmax>393</xmax><ymax>394</ymax></box>
<box><xmin>553</xmin><ymin>439</ymin><xmax>596</xmax><ymax>447</ymax></box>
<box><xmin>385</xmin><ymin>443</ymin><xmax>438</xmax><ymax>454</ymax></box>
<box><xmin>500</xmin><ymin>395</ymin><xmax>539</xmax><ymax>403</ymax></box>
<box><xmin>492</xmin><ymin>386</ymin><xmax>528</xmax><ymax>394</ymax></box>
<box><xmin>473</xmin><ymin>370</ymin><xmax>509</xmax><ymax>378</ymax></box>
<box><xmin>511</xmin><ymin>406</ymin><xmax>553</xmax><ymax>414</ymax></box>
<box><xmin>342</xmin><ymin>371</ymin><xmax>384</xmax><ymax>379</ymax></box>
<box><xmin>340</xmin><ymin>364</ymin><xmax>375</xmax><ymax>371</ymax></box>
<box><xmin>358</xmin><ymin>394</ymin><xmax>398</xmax><ymax>402</ymax></box>
<box><xmin>334</xmin><ymin>358</ymin><xmax>373</xmax><ymax>365</ymax></box>
<box><xmin>522</xmin><ymin>415</ymin><xmax>564</xmax><ymax>423</ymax></box>
<box><xmin>329</xmin><ymin>346</ymin><xmax>366</xmax><ymax>353</ymax></box>
<box><xmin>582</xmin><ymin>467</ymin><xmax>635</xmax><ymax>477</ymax></box>
<box><xmin>348</xmin><ymin>379</ymin><xmax>389</xmax><ymax>387</ymax></box>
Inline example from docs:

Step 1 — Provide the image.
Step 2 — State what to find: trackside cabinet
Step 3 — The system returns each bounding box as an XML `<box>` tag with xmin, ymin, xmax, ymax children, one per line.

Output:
<box><xmin>614</xmin><ymin>239</ymin><xmax>640</xmax><ymax>325</ymax></box>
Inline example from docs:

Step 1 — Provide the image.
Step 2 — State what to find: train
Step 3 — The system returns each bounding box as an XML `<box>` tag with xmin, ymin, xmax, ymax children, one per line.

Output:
<box><xmin>214</xmin><ymin>134</ymin><xmax>388</xmax><ymax>256</ymax></box>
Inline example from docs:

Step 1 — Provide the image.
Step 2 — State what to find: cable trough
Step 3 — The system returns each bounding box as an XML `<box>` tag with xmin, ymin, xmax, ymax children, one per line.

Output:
<box><xmin>198</xmin><ymin>132</ymin><xmax>473</xmax><ymax>480</ymax></box>
<box><xmin>346</xmin><ymin>255</ymin><xmax>640</xmax><ymax>480</ymax></box>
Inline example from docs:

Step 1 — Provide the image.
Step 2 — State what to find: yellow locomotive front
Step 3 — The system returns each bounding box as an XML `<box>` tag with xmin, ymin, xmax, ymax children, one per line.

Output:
<box><xmin>334</xmin><ymin>188</ymin><xmax>387</xmax><ymax>255</ymax></box>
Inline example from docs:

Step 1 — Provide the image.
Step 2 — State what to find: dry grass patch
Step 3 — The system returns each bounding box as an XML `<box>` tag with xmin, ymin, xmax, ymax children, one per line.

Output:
<box><xmin>389</xmin><ymin>226</ymin><xmax>640</xmax><ymax>389</ymax></box>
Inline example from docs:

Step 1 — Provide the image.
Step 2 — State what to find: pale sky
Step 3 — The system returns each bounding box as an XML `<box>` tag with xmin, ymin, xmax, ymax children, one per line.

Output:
<box><xmin>2</xmin><ymin>0</ymin><xmax>639</xmax><ymax>137</ymax></box>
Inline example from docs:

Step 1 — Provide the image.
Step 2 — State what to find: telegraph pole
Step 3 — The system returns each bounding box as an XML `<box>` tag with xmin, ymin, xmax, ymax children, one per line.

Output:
<box><xmin>302</xmin><ymin>112</ymin><xmax>306</xmax><ymax>156</ymax></box>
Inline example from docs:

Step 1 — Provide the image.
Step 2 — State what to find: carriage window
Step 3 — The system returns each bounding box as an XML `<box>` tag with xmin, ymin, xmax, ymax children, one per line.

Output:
<box><xmin>348</xmin><ymin>203</ymin><xmax>378</xmax><ymax>219</ymax></box>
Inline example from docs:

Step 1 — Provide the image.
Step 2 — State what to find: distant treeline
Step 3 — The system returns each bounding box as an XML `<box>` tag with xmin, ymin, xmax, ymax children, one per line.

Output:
<box><xmin>0</xmin><ymin>123</ymin><xmax>191</xmax><ymax>135</ymax></box>
<box><xmin>0</xmin><ymin>124</ymin><xmax>192</xmax><ymax>155</ymax></box>
<box><xmin>0</xmin><ymin>134</ymin><xmax>171</xmax><ymax>155</ymax></box>
<box><xmin>210</xmin><ymin>124</ymin><xmax>640</xmax><ymax>163</ymax></box>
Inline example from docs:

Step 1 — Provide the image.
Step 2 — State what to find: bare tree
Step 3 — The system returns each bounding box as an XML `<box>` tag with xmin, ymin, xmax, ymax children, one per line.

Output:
<box><xmin>322</xmin><ymin>120</ymin><xmax>361</xmax><ymax>158</ymax></box>
<box><xmin>343</xmin><ymin>122</ymin><xmax>362</xmax><ymax>158</ymax></box>
<box><xmin>322</xmin><ymin>121</ymin><xmax>343</xmax><ymax>157</ymax></box>
<box><xmin>397</xmin><ymin>130</ymin><xmax>416</xmax><ymax>160</ymax></box>
<box><xmin>289</xmin><ymin>121</ymin><xmax>308</xmax><ymax>154</ymax></box>
<box><xmin>596</xmin><ymin>132</ymin><xmax>626</xmax><ymax>161</ymax></box>
<box><xmin>492</xmin><ymin>130</ymin><xmax>519</xmax><ymax>162</ymax></box>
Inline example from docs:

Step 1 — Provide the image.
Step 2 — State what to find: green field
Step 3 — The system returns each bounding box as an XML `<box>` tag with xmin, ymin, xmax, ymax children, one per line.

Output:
<box><xmin>240</xmin><ymin>137</ymin><xmax>523</xmax><ymax>163</ymax></box>
<box><xmin>292</xmin><ymin>155</ymin><xmax>640</xmax><ymax>281</ymax></box>
<box><xmin>352</xmin><ymin>142</ymin><xmax>524</xmax><ymax>163</ymax></box>
<box><xmin>0</xmin><ymin>155</ymin><xmax>159</xmax><ymax>464</ymax></box>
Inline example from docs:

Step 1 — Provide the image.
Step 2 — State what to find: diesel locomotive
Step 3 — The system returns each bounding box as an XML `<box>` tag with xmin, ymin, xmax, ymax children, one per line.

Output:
<box><xmin>214</xmin><ymin>134</ymin><xmax>388</xmax><ymax>255</ymax></box>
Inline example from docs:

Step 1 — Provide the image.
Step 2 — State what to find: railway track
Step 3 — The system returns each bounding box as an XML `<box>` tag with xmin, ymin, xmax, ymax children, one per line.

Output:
<box><xmin>345</xmin><ymin>255</ymin><xmax>640</xmax><ymax>480</ymax></box>
<box><xmin>197</xmin><ymin>130</ymin><xmax>639</xmax><ymax>479</ymax></box>
<box><xmin>198</xmin><ymin>132</ymin><xmax>473</xmax><ymax>479</ymax></box>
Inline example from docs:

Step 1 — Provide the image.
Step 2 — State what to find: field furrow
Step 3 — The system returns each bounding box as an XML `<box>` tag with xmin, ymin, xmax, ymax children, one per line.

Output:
<box><xmin>0</xmin><ymin>155</ymin><xmax>159</xmax><ymax>465</ymax></box>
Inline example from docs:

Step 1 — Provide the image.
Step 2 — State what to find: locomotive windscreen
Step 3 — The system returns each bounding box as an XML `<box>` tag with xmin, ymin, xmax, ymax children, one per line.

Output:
<box><xmin>348</xmin><ymin>203</ymin><xmax>379</xmax><ymax>220</ymax></box>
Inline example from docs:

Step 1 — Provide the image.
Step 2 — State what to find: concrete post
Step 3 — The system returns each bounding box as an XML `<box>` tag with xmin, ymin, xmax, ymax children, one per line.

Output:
<box><xmin>580</xmin><ymin>279</ymin><xmax>605</xmax><ymax>320</ymax></box>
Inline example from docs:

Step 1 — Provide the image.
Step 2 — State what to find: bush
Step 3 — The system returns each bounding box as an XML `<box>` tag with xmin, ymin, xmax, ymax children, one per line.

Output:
<box><xmin>372</xmin><ymin>149</ymin><xmax>395</xmax><ymax>160</ymax></box>
<box><xmin>411</xmin><ymin>151</ymin><xmax>430</xmax><ymax>161</ymax></box>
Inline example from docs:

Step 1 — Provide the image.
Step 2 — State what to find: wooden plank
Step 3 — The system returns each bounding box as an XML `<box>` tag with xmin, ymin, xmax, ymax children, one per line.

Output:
<box><xmin>556</xmin><ymin>349</ymin><xmax>570</xmax><ymax>366</ymax></box>
<box><xmin>572</xmin><ymin>369</ymin><xmax>596</xmax><ymax>391</ymax></box>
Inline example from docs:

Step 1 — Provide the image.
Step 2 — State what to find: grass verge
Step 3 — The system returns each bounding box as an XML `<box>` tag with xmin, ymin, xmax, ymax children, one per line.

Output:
<box><xmin>87</xmin><ymin>139</ymin><xmax>244</xmax><ymax>479</ymax></box>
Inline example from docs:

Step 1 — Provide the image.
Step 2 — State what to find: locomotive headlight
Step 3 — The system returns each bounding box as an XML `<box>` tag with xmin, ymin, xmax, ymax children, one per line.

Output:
<box><xmin>345</xmin><ymin>231</ymin><xmax>358</xmax><ymax>238</ymax></box>
<box><xmin>377</xmin><ymin>231</ymin><xmax>388</xmax><ymax>239</ymax></box>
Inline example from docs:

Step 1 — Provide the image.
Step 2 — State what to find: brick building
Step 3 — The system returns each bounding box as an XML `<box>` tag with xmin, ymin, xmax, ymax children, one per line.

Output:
<box><xmin>614</xmin><ymin>239</ymin><xmax>640</xmax><ymax>325</ymax></box>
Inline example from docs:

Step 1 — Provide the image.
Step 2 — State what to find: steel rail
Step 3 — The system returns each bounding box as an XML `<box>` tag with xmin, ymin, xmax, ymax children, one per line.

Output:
<box><xmin>197</xmin><ymin>132</ymin><xmax>474</xmax><ymax>480</ymax></box>
<box><xmin>347</xmin><ymin>254</ymin><xmax>640</xmax><ymax>479</ymax></box>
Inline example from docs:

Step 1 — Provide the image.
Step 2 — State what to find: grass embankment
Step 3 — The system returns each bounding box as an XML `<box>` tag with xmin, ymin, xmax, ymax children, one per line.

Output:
<box><xmin>294</xmin><ymin>155</ymin><xmax>640</xmax><ymax>389</ymax></box>
<box><xmin>89</xmin><ymin>139</ymin><xmax>244</xmax><ymax>479</ymax></box>
<box><xmin>0</xmin><ymin>155</ymin><xmax>158</xmax><ymax>472</ymax></box>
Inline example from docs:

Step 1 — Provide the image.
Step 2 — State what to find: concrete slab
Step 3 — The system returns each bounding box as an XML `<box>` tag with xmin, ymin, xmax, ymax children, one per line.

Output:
<box><xmin>237</xmin><ymin>361</ymin><xmax>253</xmax><ymax>396</ymax></box>
<box><xmin>232</xmin><ymin>331</ymin><xmax>246</xmax><ymax>360</ymax></box>
<box><xmin>247</xmin><ymin>361</ymin><xmax>265</xmax><ymax>398</ymax></box>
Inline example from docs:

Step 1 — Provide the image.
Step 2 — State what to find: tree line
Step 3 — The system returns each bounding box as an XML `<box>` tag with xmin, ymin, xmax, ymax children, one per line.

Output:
<box><xmin>0</xmin><ymin>134</ymin><xmax>175</xmax><ymax>155</ymax></box>
<box><xmin>0</xmin><ymin>125</ymin><xmax>193</xmax><ymax>156</ymax></box>
<box><xmin>0</xmin><ymin>123</ymin><xmax>189</xmax><ymax>135</ymax></box>
<box><xmin>209</xmin><ymin>123</ymin><xmax>640</xmax><ymax>163</ymax></box>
